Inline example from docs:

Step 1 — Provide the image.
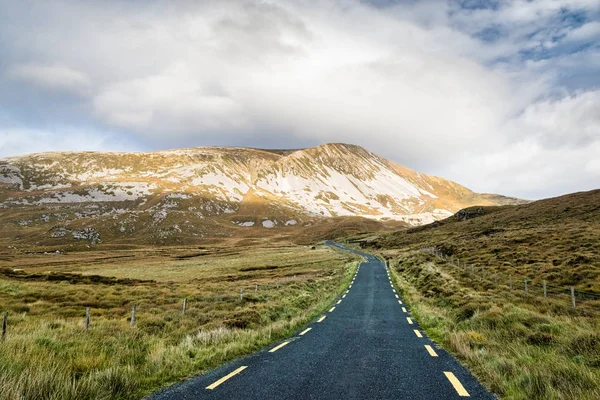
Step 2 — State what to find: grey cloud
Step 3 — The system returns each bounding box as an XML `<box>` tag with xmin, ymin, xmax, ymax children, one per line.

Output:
<box><xmin>6</xmin><ymin>64</ymin><xmax>91</xmax><ymax>95</ymax></box>
<box><xmin>0</xmin><ymin>0</ymin><xmax>598</xmax><ymax>199</ymax></box>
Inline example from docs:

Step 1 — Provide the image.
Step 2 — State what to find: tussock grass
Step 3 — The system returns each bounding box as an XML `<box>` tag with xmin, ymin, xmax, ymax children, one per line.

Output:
<box><xmin>362</xmin><ymin>190</ymin><xmax>600</xmax><ymax>399</ymax></box>
<box><xmin>0</xmin><ymin>244</ymin><xmax>360</xmax><ymax>399</ymax></box>
<box><xmin>386</xmin><ymin>251</ymin><xmax>600</xmax><ymax>400</ymax></box>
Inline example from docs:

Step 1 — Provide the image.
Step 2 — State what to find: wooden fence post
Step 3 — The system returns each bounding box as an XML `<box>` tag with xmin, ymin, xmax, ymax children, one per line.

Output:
<box><xmin>571</xmin><ymin>287</ymin><xmax>576</xmax><ymax>308</ymax></box>
<box><xmin>2</xmin><ymin>311</ymin><xmax>7</xmax><ymax>340</ymax></box>
<box><xmin>240</xmin><ymin>288</ymin><xmax>243</xmax><ymax>300</ymax></box>
<box><xmin>85</xmin><ymin>307</ymin><xmax>91</xmax><ymax>331</ymax></box>
<box><xmin>509</xmin><ymin>275</ymin><xmax>512</xmax><ymax>290</ymax></box>
<box><xmin>524</xmin><ymin>280</ymin><xmax>528</xmax><ymax>295</ymax></box>
<box><xmin>182</xmin><ymin>298</ymin><xmax>187</xmax><ymax>315</ymax></box>
<box><xmin>255</xmin><ymin>284</ymin><xmax>258</xmax><ymax>292</ymax></box>
<box><xmin>543</xmin><ymin>280</ymin><xmax>547</xmax><ymax>298</ymax></box>
<box><xmin>130</xmin><ymin>305</ymin><xmax>136</xmax><ymax>327</ymax></box>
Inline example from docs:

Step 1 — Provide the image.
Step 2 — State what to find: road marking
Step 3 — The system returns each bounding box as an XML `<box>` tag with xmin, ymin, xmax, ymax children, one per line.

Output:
<box><xmin>407</xmin><ymin>317</ymin><xmax>413</xmax><ymax>324</ymax></box>
<box><xmin>317</xmin><ymin>315</ymin><xmax>326</xmax><ymax>323</ymax></box>
<box><xmin>444</xmin><ymin>372</ymin><xmax>470</xmax><ymax>397</ymax></box>
<box><xmin>398</xmin><ymin>300</ymin><xmax>403</xmax><ymax>305</ymax></box>
<box><xmin>395</xmin><ymin>294</ymin><xmax>399</xmax><ymax>299</ymax></box>
<box><xmin>425</xmin><ymin>345</ymin><xmax>438</xmax><ymax>357</ymax></box>
<box><xmin>299</xmin><ymin>328</ymin><xmax>312</xmax><ymax>336</ymax></box>
<box><xmin>206</xmin><ymin>366</ymin><xmax>248</xmax><ymax>389</ymax></box>
<box><xmin>402</xmin><ymin>307</ymin><xmax>407</xmax><ymax>313</ymax></box>
<box><xmin>329</xmin><ymin>306</ymin><xmax>336</xmax><ymax>312</ymax></box>
<box><xmin>349</xmin><ymin>285</ymin><xmax>352</xmax><ymax>288</ymax></box>
<box><xmin>342</xmin><ymin>294</ymin><xmax>347</xmax><ymax>299</ymax></box>
<box><xmin>393</xmin><ymin>289</ymin><xmax>396</xmax><ymax>293</ymax></box>
<box><xmin>269</xmin><ymin>341</ymin><xmax>290</xmax><ymax>353</ymax></box>
<box><xmin>414</xmin><ymin>329</ymin><xmax>423</xmax><ymax>338</ymax></box>
<box><xmin>336</xmin><ymin>299</ymin><xmax>342</xmax><ymax>304</ymax></box>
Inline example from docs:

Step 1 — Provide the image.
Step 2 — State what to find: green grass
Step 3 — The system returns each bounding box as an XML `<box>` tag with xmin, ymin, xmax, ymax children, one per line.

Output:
<box><xmin>361</xmin><ymin>190</ymin><xmax>600</xmax><ymax>399</ymax></box>
<box><xmin>380</xmin><ymin>249</ymin><xmax>600</xmax><ymax>399</ymax></box>
<box><xmin>0</xmin><ymin>244</ymin><xmax>361</xmax><ymax>399</ymax></box>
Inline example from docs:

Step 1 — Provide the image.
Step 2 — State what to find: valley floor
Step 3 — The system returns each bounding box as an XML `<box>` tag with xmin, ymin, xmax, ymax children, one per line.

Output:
<box><xmin>0</xmin><ymin>243</ymin><xmax>360</xmax><ymax>399</ymax></box>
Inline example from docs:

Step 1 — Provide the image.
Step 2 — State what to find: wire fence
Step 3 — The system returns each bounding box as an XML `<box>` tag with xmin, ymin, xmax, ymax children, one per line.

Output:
<box><xmin>419</xmin><ymin>247</ymin><xmax>600</xmax><ymax>310</ymax></box>
<box><xmin>0</xmin><ymin>274</ymin><xmax>315</xmax><ymax>339</ymax></box>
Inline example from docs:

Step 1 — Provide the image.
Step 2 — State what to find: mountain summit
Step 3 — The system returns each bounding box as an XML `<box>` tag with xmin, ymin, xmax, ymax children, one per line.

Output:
<box><xmin>0</xmin><ymin>143</ymin><xmax>521</xmax><ymax>245</ymax></box>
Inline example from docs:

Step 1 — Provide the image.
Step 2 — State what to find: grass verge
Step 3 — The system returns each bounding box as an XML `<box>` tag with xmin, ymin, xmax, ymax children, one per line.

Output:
<box><xmin>0</xmin><ymin>244</ymin><xmax>361</xmax><ymax>399</ymax></box>
<box><xmin>385</xmin><ymin>250</ymin><xmax>600</xmax><ymax>400</ymax></box>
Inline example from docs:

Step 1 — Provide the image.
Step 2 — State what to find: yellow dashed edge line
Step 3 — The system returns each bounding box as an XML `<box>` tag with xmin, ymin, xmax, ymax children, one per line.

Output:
<box><xmin>269</xmin><ymin>341</ymin><xmax>290</xmax><ymax>353</ymax></box>
<box><xmin>414</xmin><ymin>329</ymin><xmax>423</xmax><ymax>338</ymax></box>
<box><xmin>407</xmin><ymin>317</ymin><xmax>413</xmax><ymax>324</ymax></box>
<box><xmin>395</xmin><ymin>294</ymin><xmax>399</xmax><ymax>299</ymax></box>
<box><xmin>336</xmin><ymin>299</ymin><xmax>342</xmax><ymax>305</ymax></box>
<box><xmin>206</xmin><ymin>366</ymin><xmax>248</xmax><ymax>389</ymax></box>
<box><xmin>317</xmin><ymin>315</ymin><xmax>326</xmax><ymax>323</ymax></box>
<box><xmin>402</xmin><ymin>307</ymin><xmax>407</xmax><ymax>313</ymax></box>
<box><xmin>425</xmin><ymin>345</ymin><xmax>438</xmax><ymax>357</ymax></box>
<box><xmin>398</xmin><ymin>300</ymin><xmax>403</xmax><ymax>305</ymax></box>
<box><xmin>329</xmin><ymin>306</ymin><xmax>336</xmax><ymax>312</ymax></box>
<box><xmin>299</xmin><ymin>328</ymin><xmax>312</xmax><ymax>336</ymax></box>
<box><xmin>444</xmin><ymin>372</ymin><xmax>470</xmax><ymax>397</ymax></box>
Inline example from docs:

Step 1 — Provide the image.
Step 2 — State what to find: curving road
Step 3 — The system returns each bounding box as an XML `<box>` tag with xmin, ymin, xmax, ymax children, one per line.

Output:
<box><xmin>148</xmin><ymin>242</ymin><xmax>494</xmax><ymax>399</ymax></box>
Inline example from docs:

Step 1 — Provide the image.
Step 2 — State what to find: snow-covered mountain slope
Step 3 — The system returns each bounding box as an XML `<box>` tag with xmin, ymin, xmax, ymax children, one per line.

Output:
<box><xmin>0</xmin><ymin>143</ymin><xmax>523</xmax><ymax>246</ymax></box>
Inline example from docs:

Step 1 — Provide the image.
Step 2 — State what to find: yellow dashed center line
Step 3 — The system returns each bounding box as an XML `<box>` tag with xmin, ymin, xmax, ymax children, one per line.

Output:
<box><xmin>444</xmin><ymin>372</ymin><xmax>470</xmax><ymax>397</ymax></box>
<box><xmin>425</xmin><ymin>345</ymin><xmax>438</xmax><ymax>357</ymax></box>
<box><xmin>407</xmin><ymin>317</ymin><xmax>413</xmax><ymax>324</ymax></box>
<box><xmin>206</xmin><ymin>366</ymin><xmax>248</xmax><ymax>389</ymax></box>
<box><xmin>269</xmin><ymin>341</ymin><xmax>290</xmax><ymax>353</ymax></box>
<box><xmin>414</xmin><ymin>329</ymin><xmax>423</xmax><ymax>338</ymax></box>
<box><xmin>402</xmin><ymin>307</ymin><xmax>407</xmax><ymax>313</ymax></box>
<box><xmin>317</xmin><ymin>315</ymin><xmax>326</xmax><ymax>323</ymax></box>
<box><xmin>329</xmin><ymin>306</ymin><xmax>336</xmax><ymax>312</ymax></box>
<box><xmin>299</xmin><ymin>328</ymin><xmax>312</xmax><ymax>336</ymax></box>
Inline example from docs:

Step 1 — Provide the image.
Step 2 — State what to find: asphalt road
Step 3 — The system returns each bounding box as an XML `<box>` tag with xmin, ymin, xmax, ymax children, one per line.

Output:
<box><xmin>149</xmin><ymin>241</ymin><xmax>495</xmax><ymax>399</ymax></box>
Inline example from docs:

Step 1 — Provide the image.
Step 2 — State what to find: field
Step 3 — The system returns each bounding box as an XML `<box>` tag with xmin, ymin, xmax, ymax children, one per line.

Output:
<box><xmin>362</xmin><ymin>190</ymin><xmax>600</xmax><ymax>399</ymax></box>
<box><xmin>0</xmin><ymin>243</ymin><xmax>361</xmax><ymax>399</ymax></box>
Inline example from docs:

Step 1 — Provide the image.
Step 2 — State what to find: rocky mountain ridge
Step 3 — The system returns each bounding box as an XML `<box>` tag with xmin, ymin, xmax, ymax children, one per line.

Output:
<box><xmin>0</xmin><ymin>143</ymin><xmax>523</xmax><ymax>247</ymax></box>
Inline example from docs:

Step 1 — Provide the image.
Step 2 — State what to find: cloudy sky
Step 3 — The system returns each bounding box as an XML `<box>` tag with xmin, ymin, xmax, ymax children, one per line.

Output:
<box><xmin>1</xmin><ymin>0</ymin><xmax>599</xmax><ymax>199</ymax></box>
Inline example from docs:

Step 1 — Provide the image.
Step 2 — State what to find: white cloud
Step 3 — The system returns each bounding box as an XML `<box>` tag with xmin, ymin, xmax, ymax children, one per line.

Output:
<box><xmin>562</xmin><ymin>21</ymin><xmax>600</xmax><ymax>43</ymax></box>
<box><xmin>6</xmin><ymin>64</ymin><xmax>91</xmax><ymax>95</ymax></box>
<box><xmin>444</xmin><ymin>90</ymin><xmax>600</xmax><ymax>199</ymax></box>
<box><xmin>0</xmin><ymin>0</ymin><xmax>598</xmax><ymax>199</ymax></box>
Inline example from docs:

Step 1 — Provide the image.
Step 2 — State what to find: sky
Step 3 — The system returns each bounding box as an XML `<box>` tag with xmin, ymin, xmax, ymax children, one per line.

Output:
<box><xmin>0</xmin><ymin>0</ymin><xmax>599</xmax><ymax>200</ymax></box>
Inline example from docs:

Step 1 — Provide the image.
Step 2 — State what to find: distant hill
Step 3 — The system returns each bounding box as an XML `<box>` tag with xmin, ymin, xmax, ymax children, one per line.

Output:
<box><xmin>365</xmin><ymin>189</ymin><xmax>600</xmax><ymax>292</ymax></box>
<box><xmin>0</xmin><ymin>143</ymin><xmax>523</xmax><ymax>248</ymax></box>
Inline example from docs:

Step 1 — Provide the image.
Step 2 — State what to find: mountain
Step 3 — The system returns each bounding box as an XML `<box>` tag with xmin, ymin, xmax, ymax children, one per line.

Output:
<box><xmin>0</xmin><ymin>143</ymin><xmax>522</xmax><ymax>247</ymax></box>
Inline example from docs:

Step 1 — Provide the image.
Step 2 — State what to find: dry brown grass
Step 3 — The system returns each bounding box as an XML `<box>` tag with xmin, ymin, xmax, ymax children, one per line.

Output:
<box><xmin>0</xmin><ymin>243</ymin><xmax>361</xmax><ymax>399</ymax></box>
<box><xmin>361</xmin><ymin>190</ymin><xmax>600</xmax><ymax>399</ymax></box>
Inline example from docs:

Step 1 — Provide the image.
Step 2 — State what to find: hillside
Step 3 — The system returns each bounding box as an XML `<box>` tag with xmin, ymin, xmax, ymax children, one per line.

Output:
<box><xmin>0</xmin><ymin>143</ymin><xmax>522</xmax><ymax>248</ymax></box>
<box><xmin>359</xmin><ymin>189</ymin><xmax>600</xmax><ymax>399</ymax></box>
<box><xmin>366</xmin><ymin>189</ymin><xmax>600</xmax><ymax>292</ymax></box>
